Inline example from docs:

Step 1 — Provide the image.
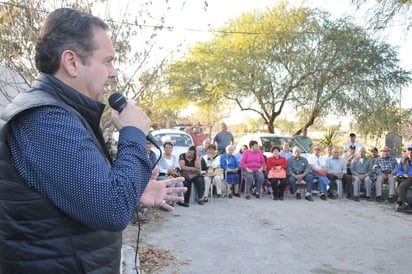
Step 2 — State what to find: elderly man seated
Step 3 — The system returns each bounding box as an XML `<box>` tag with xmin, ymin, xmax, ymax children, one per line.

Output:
<box><xmin>350</xmin><ymin>147</ymin><xmax>373</xmax><ymax>202</ymax></box>
<box><xmin>308</xmin><ymin>145</ymin><xmax>330</xmax><ymax>201</ymax></box>
<box><xmin>374</xmin><ymin>146</ymin><xmax>398</xmax><ymax>203</ymax></box>
<box><xmin>326</xmin><ymin>147</ymin><xmax>351</xmax><ymax>200</ymax></box>
<box><xmin>287</xmin><ymin>146</ymin><xmax>314</xmax><ymax>201</ymax></box>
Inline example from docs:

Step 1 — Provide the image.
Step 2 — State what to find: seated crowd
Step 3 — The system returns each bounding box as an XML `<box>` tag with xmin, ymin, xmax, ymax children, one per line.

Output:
<box><xmin>152</xmin><ymin>130</ymin><xmax>412</xmax><ymax>213</ymax></box>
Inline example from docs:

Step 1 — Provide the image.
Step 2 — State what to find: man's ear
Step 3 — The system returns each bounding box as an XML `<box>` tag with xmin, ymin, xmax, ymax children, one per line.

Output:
<box><xmin>60</xmin><ymin>50</ymin><xmax>80</xmax><ymax>77</ymax></box>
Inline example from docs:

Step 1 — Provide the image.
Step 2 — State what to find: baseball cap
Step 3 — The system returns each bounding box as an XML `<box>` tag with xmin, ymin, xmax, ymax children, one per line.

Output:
<box><xmin>407</xmin><ymin>144</ymin><xmax>412</xmax><ymax>151</ymax></box>
<box><xmin>371</xmin><ymin>147</ymin><xmax>378</xmax><ymax>153</ymax></box>
<box><xmin>380</xmin><ymin>146</ymin><xmax>389</xmax><ymax>151</ymax></box>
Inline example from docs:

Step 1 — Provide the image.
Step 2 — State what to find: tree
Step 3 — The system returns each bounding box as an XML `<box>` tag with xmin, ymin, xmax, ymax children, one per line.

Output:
<box><xmin>166</xmin><ymin>2</ymin><xmax>411</xmax><ymax>134</ymax></box>
<box><xmin>0</xmin><ymin>0</ymin><xmax>187</xmax><ymax>131</ymax></box>
<box><xmin>352</xmin><ymin>0</ymin><xmax>412</xmax><ymax>31</ymax></box>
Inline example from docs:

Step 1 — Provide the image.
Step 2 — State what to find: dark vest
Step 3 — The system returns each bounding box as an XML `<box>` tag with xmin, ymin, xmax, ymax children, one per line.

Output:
<box><xmin>0</xmin><ymin>79</ymin><xmax>121</xmax><ymax>274</ymax></box>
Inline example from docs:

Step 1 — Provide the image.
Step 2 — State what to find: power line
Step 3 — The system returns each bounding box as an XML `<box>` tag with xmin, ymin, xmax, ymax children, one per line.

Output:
<box><xmin>1</xmin><ymin>0</ymin><xmax>410</xmax><ymax>37</ymax></box>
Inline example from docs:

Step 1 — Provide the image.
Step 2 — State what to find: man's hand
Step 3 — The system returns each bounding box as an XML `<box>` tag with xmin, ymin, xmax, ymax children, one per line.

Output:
<box><xmin>111</xmin><ymin>100</ymin><xmax>151</xmax><ymax>135</ymax></box>
<box><xmin>140</xmin><ymin>167</ymin><xmax>187</xmax><ymax>211</ymax></box>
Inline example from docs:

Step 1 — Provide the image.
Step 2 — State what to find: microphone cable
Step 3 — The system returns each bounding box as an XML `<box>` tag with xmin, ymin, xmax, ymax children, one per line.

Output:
<box><xmin>108</xmin><ymin>92</ymin><xmax>163</xmax><ymax>273</ymax></box>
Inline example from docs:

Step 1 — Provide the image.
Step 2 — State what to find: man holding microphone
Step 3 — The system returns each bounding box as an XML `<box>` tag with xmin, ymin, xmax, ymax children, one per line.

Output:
<box><xmin>0</xmin><ymin>8</ymin><xmax>185</xmax><ymax>274</ymax></box>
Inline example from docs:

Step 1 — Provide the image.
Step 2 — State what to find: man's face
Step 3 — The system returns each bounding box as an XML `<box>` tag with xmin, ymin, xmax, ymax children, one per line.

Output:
<box><xmin>359</xmin><ymin>149</ymin><xmax>366</xmax><ymax>158</ymax></box>
<box><xmin>221</xmin><ymin>123</ymin><xmax>227</xmax><ymax>131</ymax></box>
<box><xmin>76</xmin><ymin>27</ymin><xmax>117</xmax><ymax>102</ymax></box>
<box><xmin>193</xmin><ymin>125</ymin><xmax>200</xmax><ymax>133</ymax></box>
<box><xmin>283</xmin><ymin>142</ymin><xmax>289</xmax><ymax>151</ymax></box>
<box><xmin>380</xmin><ymin>149</ymin><xmax>389</xmax><ymax>157</ymax></box>
<box><xmin>203</xmin><ymin>139</ymin><xmax>211</xmax><ymax>148</ymax></box>
<box><xmin>332</xmin><ymin>149</ymin><xmax>340</xmax><ymax>159</ymax></box>
<box><xmin>406</xmin><ymin>148</ymin><xmax>412</xmax><ymax>158</ymax></box>
<box><xmin>293</xmin><ymin>148</ymin><xmax>301</xmax><ymax>158</ymax></box>
<box><xmin>301</xmin><ymin>129</ymin><xmax>307</xmax><ymax>137</ymax></box>
<box><xmin>313</xmin><ymin>146</ymin><xmax>321</xmax><ymax>156</ymax></box>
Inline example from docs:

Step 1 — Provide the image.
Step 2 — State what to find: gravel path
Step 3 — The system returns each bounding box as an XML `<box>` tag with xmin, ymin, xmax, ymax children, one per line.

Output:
<box><xmin>123</xmin><ymin>194</ymin><xmax>412</xmax><ymax>274</ymax></box>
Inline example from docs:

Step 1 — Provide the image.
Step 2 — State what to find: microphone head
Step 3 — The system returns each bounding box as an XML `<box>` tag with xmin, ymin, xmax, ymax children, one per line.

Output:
<box><xmin>109</xmin><ymin>92</ymin><xmax>127</xmax><ymax>112</ymax></box>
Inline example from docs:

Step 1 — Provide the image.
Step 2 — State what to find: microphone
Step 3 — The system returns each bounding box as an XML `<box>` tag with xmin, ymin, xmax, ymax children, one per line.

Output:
<box><xmin>108</xmin><ymin>92</ymin><xmax>161</xmax><ymax>167</ymax></box>
<box><xmin>108</xmin><ymin>92</ymin><xmax>127</xmax><ymax>113</ymax></box>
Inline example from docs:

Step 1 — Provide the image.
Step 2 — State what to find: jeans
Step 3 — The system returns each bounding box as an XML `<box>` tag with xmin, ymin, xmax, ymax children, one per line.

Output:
<box><xmin>316</xmin><ymin>175</ymin><xmax>330</xmax><ymax>194</ymax></box>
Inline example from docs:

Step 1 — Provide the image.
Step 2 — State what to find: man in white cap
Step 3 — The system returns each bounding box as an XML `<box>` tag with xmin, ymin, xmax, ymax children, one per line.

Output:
<box><xmin>374</xmin><ymin>146</ymin><xmax>398</xmax><ymax>203</ymax></box>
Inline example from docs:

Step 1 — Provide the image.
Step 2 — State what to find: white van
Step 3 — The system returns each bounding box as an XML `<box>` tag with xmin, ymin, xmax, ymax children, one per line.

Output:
<box><xmin>150</xmin><ymin>129</ymin><xmax>194</xmax><ymax>158</ymax></box>
<box><xmin>235</xmin><ymin>133</ymin><xmax>308</xmax><ymax>158</ymax></box>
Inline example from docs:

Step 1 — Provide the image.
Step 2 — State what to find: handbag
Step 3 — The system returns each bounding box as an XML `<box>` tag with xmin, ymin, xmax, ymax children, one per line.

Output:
<box><xmin>268</xmin><ymin>168</ymin><xmax>287</xmax><ymax>179</ymax></box>
<box><xmin>181</xmin><ymin>169</ymin><xmax>200</xmax><ymax>181</ymax></box>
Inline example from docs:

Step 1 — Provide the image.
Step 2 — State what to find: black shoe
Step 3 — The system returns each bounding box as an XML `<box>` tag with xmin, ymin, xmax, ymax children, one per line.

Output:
<box><xmin>296</xmin><ymin>192</ymin><xmax>302</xmax><ymax>200</ymax></box>
<box><xmin>216</xmin><ymin>194</ymin><xmax>222</xmax><ymax>198</ymax></box>
<box><xmin>198</xmin><ymin>200</ymin><xmax>204</xmax><ymax>205</ymax></box>
<box><xmin>376</xmin><ymin>196</ymin><xmax>383</xmax><ymax>202</ymax></box>
<box><xmin>320</xmin><ymin>194</ymin><xmax>327</xmax><ymax>201</ymax></box>
<box><xmin>398</xmin><ymin>203</ymin><xmax>411</xmax><ymax>211</ymax></box>
<box><xmin>354</xmin><ymin>196</ymin><xmax>360</xmax><ymax>202</ymax></box>
<box><xmin>366</xmin><ymin>196</ymin><xmax>371</xmax><ymax>201</ymax></box>
<box><xmin>245</xmin><ymin>194</ymin><xmax>250</xmax><ymax>200</ymax></box>
<box><xmin>203</xmin><ymin>198</ymin><xmax>209</xmax><ymax>203</ymax></box>
<box><xmin>278</xmin><ymin>196</ymin><xmax>284</xmax><ymax>201</ymax></box>
<box><xmin>388</xmin><ymin>196</ymin><xmax>395</xmax><ymax>203</ymax></box>
<box><xmin>255</xmin><ymin>193</ymin><xmax>260</xmax><ymax>199</ymax></box>
<box><xmin>346</xmin><ymin>194</ymin><xmax>352</xmax><ymax>200</ymax></box>
<box><xmin>273</xmin><ymin>196</ymin><xmax>278</xmax><ymax>200</ymax></box>
<box><xmin>305</xmin><ymin>195</ymin><xmax>314</xmax><ymax>202</ymax></box>
<box><xmin>233</xmin><ymin>193</ymin><xmax>241</xmax><ymax>197</ymax></box>
<box><xmin>228</xmin><ymin>194</ymin><xmax>233</xmax><ymax>198</ymax></box>
<box><xmin>177</xmin><ymin>202</ymin><xmax>189</xmax><ymax>207</ymax></box>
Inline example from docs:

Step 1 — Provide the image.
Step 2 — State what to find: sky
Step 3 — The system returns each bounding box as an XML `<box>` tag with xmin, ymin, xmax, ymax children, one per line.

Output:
<box><xmin>105</xmin><ymin>0</ymin><xmax>411</xmax><ymax>125</ymax></box>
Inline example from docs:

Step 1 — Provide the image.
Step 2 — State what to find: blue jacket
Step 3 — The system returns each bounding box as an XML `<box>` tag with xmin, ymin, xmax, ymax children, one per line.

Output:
<box><xmin>397</xmin><ymin>156</ymin><xmax>412</xmax><ymax>177</ymax></box>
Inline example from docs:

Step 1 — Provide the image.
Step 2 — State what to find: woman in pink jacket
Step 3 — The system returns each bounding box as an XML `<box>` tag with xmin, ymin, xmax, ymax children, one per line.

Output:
<box><xmin>240</xmin><ymin>140</ymin><xmax>266</xmax><ymax>199</ymax></box>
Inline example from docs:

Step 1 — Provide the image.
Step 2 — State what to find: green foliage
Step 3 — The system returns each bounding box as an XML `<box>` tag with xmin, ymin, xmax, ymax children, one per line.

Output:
<box><xmin>319</xmin><ymin>127</ymin><xmax>339</xmax><ymax>148</ymax></box>
<box><xmin>166</xmin><ymin>2</ymin><xmax>411</xmax><ymax>134</ymax></box>
<box><xmin>353</xmin><ymin>0</ymin><xmax>412</xmax><ymax>31</ymax></box>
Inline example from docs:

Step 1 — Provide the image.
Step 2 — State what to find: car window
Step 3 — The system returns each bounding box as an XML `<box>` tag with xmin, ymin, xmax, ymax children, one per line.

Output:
<box><xmin>260</xmin><ymin>136</ymin><xmax>293</xmax><ymax>153</ymax></box>
<box><xmin>153</xmin><ymin>133</ymin><xmax>193</xmax><ymax>147</ymax></box>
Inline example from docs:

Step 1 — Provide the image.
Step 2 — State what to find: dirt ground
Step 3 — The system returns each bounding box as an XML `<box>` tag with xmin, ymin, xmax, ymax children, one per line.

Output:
<box><xmin>122</xmin><ymin>194</ymin><xmax>412</xmax><ymax>274</ymax></box>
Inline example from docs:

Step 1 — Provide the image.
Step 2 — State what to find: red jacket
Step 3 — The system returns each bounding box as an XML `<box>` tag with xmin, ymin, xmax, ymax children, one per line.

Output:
<box><xmin>266</xmin><ymin>155</ymin><xmax>287</xmax><ymax>171</ymax></box>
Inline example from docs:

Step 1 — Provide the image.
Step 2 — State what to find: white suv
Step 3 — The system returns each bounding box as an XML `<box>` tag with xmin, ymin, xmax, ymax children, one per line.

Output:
<box><xmin>235</xmin><ymin>133</ymin><xmax>308</xmax><ymax>158</ymax></box>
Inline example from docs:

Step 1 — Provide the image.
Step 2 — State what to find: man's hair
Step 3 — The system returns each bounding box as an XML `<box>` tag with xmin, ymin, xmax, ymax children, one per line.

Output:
<box><xmin>35</xmin><ymin>8</ymin><xmax>109</xmax><ymax>74</ymax></box>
